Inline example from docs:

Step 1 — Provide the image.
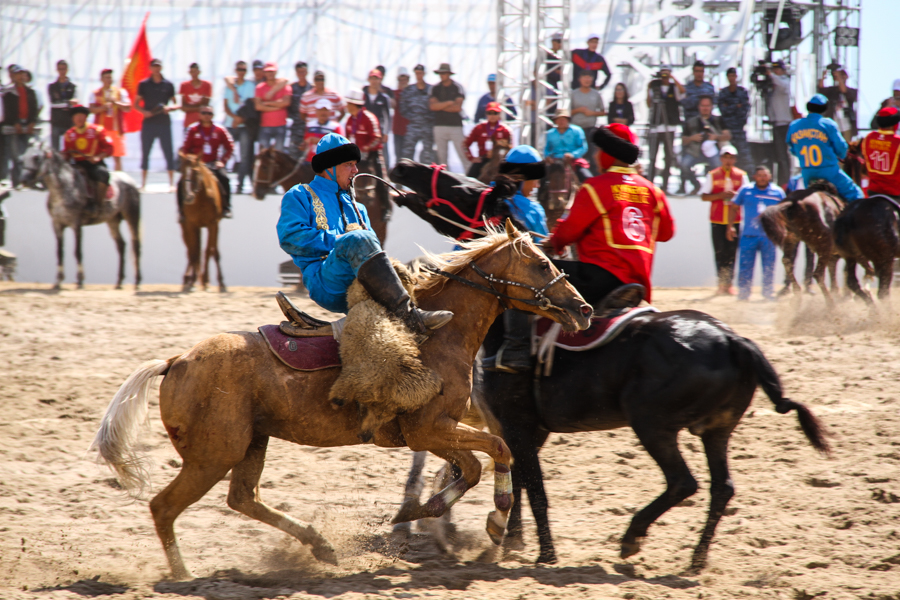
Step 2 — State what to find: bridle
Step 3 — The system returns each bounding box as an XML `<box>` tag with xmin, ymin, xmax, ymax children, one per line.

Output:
<box><xmin>255</xmin><ymin>150</ymin><xmax>302</xmax><ymax>191</ymax></box>
<box><xmin>425</xmin><ymin>164</ymin><xmax>501</xmax><ymax>241</ymax></box>
<box><xmin>426</xmin><ymin>261</ymin><xmax>568</xmax><ymax>311</ymax></box>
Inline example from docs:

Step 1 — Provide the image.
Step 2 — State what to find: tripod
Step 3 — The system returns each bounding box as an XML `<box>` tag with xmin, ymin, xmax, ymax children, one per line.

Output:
<box><xmin>643</xmin><ymin>83</ymin><xmax>676</xmax><ymax>193</ymax></box>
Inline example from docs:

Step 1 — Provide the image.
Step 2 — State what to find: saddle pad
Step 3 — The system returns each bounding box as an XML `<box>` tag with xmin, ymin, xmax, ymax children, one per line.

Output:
<box><xmin>258</xmin><ymin>324</ymin><xmax>341</xmax><ymax>371</ymax></box>
<box><xmin>533</xmin><ymin>306</ymin><xmax>659</xmax><ymax>376</ymax></box>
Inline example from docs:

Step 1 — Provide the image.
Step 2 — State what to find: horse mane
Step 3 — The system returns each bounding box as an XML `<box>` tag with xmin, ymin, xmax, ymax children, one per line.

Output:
<box><xmin>412</xmin><ymin>224</ymin><xmax>532</xmax><ymax>291</ymax></box>
<box><xmin>785</xmin><ymin>180</ymin><xmax>839</xmax><ymax>204</ymax></box>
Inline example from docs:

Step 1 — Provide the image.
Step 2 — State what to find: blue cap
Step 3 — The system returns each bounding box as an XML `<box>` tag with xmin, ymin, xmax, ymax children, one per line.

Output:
<box><xmin>505</xmin><ymin>145</ymin><xmax>542</xmax><ymax>164</ymax></box>
<box><xmin>487</xmin><ymin>73</ymin><xmax>497</xmax><ymax>82</ymax></box>
<box><xmin>808</xmin><ymin>93</ymin><xmax>828</xmax><ymax>107</ymax></box>
<box><xmin>317</xmin><ymin>133</ymin><xmax>352</xmax><ymax>154</ymax></box>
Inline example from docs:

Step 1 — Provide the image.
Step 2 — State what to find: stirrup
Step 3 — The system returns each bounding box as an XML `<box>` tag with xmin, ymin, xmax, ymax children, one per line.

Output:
<box><xmin>276</xmin><ymin>291</ymin><xmax>330</xmax><ymax>329</ymax></box>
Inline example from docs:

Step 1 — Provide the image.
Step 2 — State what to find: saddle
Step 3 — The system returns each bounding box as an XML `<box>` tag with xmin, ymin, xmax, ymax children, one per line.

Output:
<box><xmin>74</xmin><ymin>164</ymin><xmax>117</xmax><ymax>204</ymax></box>
<box><xmin>533</xmin><ymin>306</ymin><xmax>660</xmax><ymax>376</ymax></box>
<box><xmin>257</xmin><ymin>292</ymin><xmax>342</xmax><ymax>371</ymax></box>
<box><xmin>275</xmin><ymin>291</ymin><xmax>334</xmax><ymax>337</ymax></box>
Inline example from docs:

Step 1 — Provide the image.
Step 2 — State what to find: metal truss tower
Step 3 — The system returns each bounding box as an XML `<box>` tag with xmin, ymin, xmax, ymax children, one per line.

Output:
<box><xmin>533</xmin><ymin>0</ymin><xmax>571</xmax><ymax>152</ymax></box>
<box><xmin>497</xmin><ymin>0</ymin><xmax>533</xmax><ymax>143</ymax></box>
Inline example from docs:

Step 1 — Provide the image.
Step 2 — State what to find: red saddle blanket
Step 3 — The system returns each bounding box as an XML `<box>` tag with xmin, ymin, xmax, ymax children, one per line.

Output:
<box><xmin>258</xmin><ymin>324</ymin><xmax>341</xmax><ymax>371</ymax></box>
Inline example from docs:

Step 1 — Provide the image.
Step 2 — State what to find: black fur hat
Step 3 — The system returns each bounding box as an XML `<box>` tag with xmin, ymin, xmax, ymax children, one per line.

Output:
<box><xmin>311</xmin><ymin>140</ymin><xmax>361</xmax><ymax>173</ymax></box>
<box><xmin>498</xmin><ymin>161</ymin><xmax>546</xmax><ymax>180</ymax></box>
<box><xmin>592</xmin><ymin>125</ymin><xmax>640</xmax><ymax>165</ymax></box>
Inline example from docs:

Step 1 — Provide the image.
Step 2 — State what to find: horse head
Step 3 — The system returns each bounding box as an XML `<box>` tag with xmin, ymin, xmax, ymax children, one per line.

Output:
<box><xmin>253</xmin><ymin>147</ymin><xmax>279</xmax><ymax>200</ymax></box>
<box><xmin>19</xmin><ymin>138</ymin><xmax>55</xmax><ymax>189</ymax></box>
<box><xmin>180</xmin><ymin>154</ymin><xmax>202</xmax><ymax>205</ymax></box>
<box><xmin>389</xmin><ymin>159</ymin><xmax>518</xmax><ymax>238</ymax></box>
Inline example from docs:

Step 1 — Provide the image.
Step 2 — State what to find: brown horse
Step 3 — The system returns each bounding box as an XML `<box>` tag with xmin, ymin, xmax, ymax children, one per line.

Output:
<box><xmin>253</xmin><ymin>147</ymin><xmax>390</xmax><ymax>243</ymax></box>
<box><xmin>90</xmin><ymin>221</ymin><xmax>592</xmax><ymax>580</ymax></box>
<box><xmin>760</xmin><ymin>182</ymin><xmax>844</xmax><ymax>307</ymax></box>
<box><xmin>178</xmin><ymin>155</ymin><xmax>225</xmax><ymax>293</ymax></box>
<box><xmin>475</xmin><ymin>138</ymin><xmax>511</xmax><ymax>185</ymax></box>
<box><xmin>540</xmin><ymin>157</ymin><xmax>580</xmax><ymax>227</ymax></box>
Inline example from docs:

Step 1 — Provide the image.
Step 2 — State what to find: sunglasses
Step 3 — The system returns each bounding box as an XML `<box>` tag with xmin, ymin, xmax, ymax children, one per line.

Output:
<box><xmin>236</xmin><ymin>67</ymin><xmax>247</xmax><ymax>72</ymax></box>
<box><xmin>200</xmin><ymin>111</ymin><xmax>214</xmax><ymax>116</ymax></box>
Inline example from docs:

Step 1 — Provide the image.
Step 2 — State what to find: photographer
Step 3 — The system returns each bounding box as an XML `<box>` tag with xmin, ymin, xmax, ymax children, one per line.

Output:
<box><xmin>680</xmin><ymin>95</ymin><xmax>731</xmax><ymax>194</ymax></box>
<box><xmin>645</xmin><ymin>65</ymin><xmax>684</xmax><ymax>193</ymax></box>
<box><xmin>766</xmin><ymin>60</ymin><xmax>793</xmax><ymax>187</ymax></box>
<box><xmin>817</xmin><ymin>64</ymin><xmax>857</xmax><ymax>142</ymax></box>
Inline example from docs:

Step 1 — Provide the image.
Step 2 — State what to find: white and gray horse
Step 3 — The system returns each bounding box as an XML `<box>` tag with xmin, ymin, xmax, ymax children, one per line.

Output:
<box><xmin>19</xmin><ymin>140</ymin><xmax>142</xmax><ymax>289</ymax></box>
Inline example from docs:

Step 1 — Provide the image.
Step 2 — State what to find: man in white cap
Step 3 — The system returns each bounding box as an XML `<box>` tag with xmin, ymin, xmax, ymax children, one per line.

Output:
<box><xmin>699</xmin><ymin>143</ymin><xmax>748</xmax><ymax>295</ymax></box>
<box><xmin>345</xmin><ymin>89</ymin><xmax>390</xmax><ymax>221</ymax></box>
<box><xmin>302</xmin><ymin>97</ymin><xmax>342</xmax><ymax>164</ymax></box>
<box><xmin>571</xmin><ymin>33</ymin><xmax>611</xmax><ymax>90</ymax></box>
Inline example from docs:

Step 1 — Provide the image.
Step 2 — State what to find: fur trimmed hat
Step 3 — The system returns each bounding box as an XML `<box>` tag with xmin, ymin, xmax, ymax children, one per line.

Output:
<box><xmin>807</xmin><ymin>93</ymin><xmax>828</xmax><ymax>114</ymax></box>
<box><xmin>499</xmin><ymin>145</ymin><xmax>546</xmax><ymax>180</ymax></box>
<box><xmin>311</xmin><ymin>133</ymin><xmax>361</xmax><ymax>173</ymax></box>
<box><xmin>877</xmin><ymin>106</ymin><xmax>900</xmax><ymax>129</ymax></box>
<box><xmin>593</xmin><ymin>124</ymin><xmax>640</xmax><ymax>165</ymax></box>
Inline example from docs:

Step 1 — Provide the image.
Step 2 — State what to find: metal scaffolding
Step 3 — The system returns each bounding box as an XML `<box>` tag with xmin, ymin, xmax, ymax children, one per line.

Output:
<box><xmin>534</xmin><ymin>0</ymin><xmax>571</xmax><ymax>151</ymax></box>
<box><xmin>496</xmin><ymin>0</ymin><xmax>533</xmax><ymax>143</ymax></box>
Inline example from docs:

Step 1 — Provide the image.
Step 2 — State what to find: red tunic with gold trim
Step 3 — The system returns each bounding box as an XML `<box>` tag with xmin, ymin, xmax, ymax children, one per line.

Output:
<box><xmin>63</xmin><ymin>124</ymin><xmax>113</xmax><ymax>161</ymax></box>
<box><xmin>861</xmin><ymin>129</ymin><xmax>900</xmax><ymax>196</ymax></box>
<box><xmin>704</xmin><ymin>166</ymin><xmax>745</xmax><ymax>224</ymax></box>
<box><xmin>549</xmin><ymin>166</ymin><xmax>675</xmax><ymax>302</ymax></box>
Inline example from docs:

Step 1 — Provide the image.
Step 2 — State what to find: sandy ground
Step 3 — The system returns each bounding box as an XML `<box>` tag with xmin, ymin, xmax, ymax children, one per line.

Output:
<box><xmin>1</xmin><ymin>282</ymin><xmax>899</xmax><ymax>600</ymax></box>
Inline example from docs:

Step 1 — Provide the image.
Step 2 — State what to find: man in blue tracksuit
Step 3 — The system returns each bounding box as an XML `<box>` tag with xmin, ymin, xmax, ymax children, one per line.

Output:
<box><xmin>727</xmin><ymin>165</ymin><xmax>785</xmax><ymax>300</ymax></box>
<box><xmin>483</xmin><ymin>145</ymin><xmax>549</xmax><ymax>373</ymax></box>
<box><xmin>787</xmin><ymin>93</ymin><xmax>863</xmax><ymax>201</ymax></box>
<box><xmin>277</xmin><ymin>133</ymin><xmax>452</xmax><ymax>336</ymax></box>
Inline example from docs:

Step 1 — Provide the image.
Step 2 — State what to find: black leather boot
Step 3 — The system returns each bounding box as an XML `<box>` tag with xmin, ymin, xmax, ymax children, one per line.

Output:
<box><xmin>356</xmin><ymin>252</ymin><xmax>453</xmax><ymax>339</ymax></box>
<box><xmin>482</xmin><ymin>309</ymin><xmax>533</xmax><ymax>373</ymax></box>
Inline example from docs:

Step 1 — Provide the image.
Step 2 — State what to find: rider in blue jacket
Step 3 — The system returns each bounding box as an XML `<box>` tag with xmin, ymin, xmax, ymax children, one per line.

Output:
<box><xmin>483</xmin><ymin>145</ymin><xmax>549</xmax><ymax>373</ymax></box>
<box><xmin>277</xmin><ymin>133</ymin><xmax>452</xmax><ymax>336</ymax></box>
<box><xmin>786</xmin><ymin>93</ymin><xmax>863</xmax><ymax>201</ymax></box>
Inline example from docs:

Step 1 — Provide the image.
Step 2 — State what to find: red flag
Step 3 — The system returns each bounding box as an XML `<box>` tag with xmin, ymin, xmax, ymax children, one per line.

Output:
<box><xmin>121</xmin><ymin>13</ymin><xmax>152</xmax><ymax>134</ymax></box>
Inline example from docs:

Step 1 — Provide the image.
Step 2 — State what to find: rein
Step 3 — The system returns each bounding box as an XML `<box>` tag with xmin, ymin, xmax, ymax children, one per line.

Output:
<box><xmin>256</xmin><ymin>152</ymin><xmax>302</xmax><ymax>190</ymax></box>
<box><xmin>426</xmin><ymin>262</ymin><xmax>567</xmax><ymax>311</ymax></box>
<box><xmin>425</xmin><ymin>164</ymin><xmax>499</xmax><ymax>241</ymax></box>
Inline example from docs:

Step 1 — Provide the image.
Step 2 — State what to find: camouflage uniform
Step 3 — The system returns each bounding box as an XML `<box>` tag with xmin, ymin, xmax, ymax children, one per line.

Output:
<box><xmin>399</xmin><ymin>83</ymin><xmax>435</xmax><ymax>163</ymax></box>
<box><xmin>717</xmin><ymin>85</ymin><xmax>753</xmax><ymax>172</ymax></box>
<box><xmin>288</xmin><ymin>81</ymin><xmax>312</xmax><ymax>160</ymax></box>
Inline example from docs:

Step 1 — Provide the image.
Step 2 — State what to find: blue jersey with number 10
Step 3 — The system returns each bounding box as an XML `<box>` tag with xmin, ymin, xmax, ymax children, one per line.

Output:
<box><xmin>787</xmin><ymin>113</ymin><xmax>848</xmax><ymax>170</ymax></box>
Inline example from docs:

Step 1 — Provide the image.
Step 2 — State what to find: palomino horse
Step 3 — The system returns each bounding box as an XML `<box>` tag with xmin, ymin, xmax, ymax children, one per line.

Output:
<box><xmin>90</xmin><ymin>221</ymin><xmax>592</xmax><ymax>579</ymax></box>
<box><xmin>178</xmin><ymin>155</ymin><xmax>226</xmax><ymax>293</ymax></box>
<box><xmin>19</xmin><ymin>140</ymin><xmax>141</xmax><ymax>289</ymax></box>
<box><xmin>760</xmin><ymin>182</ymin><xmax>844</xmax><ymax>307</ymax></box>
<box><xmin>253</xmin><ymin>147</ymin><xmax>390</xmax><ymax>243</ymax></box>
<box><xmin>476</xmin><ymin>309</ymin><xmax>830</xmax><ymax>571</ymax></box>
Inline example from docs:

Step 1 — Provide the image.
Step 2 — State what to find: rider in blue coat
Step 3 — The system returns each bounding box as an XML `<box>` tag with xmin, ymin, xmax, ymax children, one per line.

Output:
<box><xmin>277</xmin><ymin>133</ymin><xmax>452</xmax><ymax>336</ymax></box>
<box><xmin>786</xmin><ymin>93</ymin><xmax>863</xmax><ymax>201</ymax></box>
<box><xmin>482</xmin><ymin>145</ymin><xmax>549</xmax><ymax>373</ymax></box>
<box><xmin>498</xmin><ymin>145</ymin><xmax>549</xmax><ymax>241</ymax></box>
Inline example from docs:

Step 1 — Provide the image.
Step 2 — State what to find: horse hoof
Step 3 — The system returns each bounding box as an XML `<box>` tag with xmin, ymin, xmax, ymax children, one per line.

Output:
<box><xmin>219</xmin><ymin>286</ymin><xmax>227</xmax><ymax>293</ymax></box>
<box><xmin>536</xmin><ymin>551</ymin><xmax>558</xmax><ymax>564</ymax></box>
<box><xmin>114</xmin><ymin>284</ymin><xmax>123</xmax><ymax>290</ymax></box>
<box><xmin>485</xmin><ymin>510</ymin><xmax>507</xmax><ymax>545</ymax></box>
<box><xmin>392</xmin><ymin>500</ymin><xmax>423</xmax><ymax>525</ymax></box>
<box><xmin>502</xmin><ymin>534</ymin><xmax>526</xmax><ymax>552</ymax></box>
<box><xmin>358</xmin><ymin>430</ymin><xmax>373</xmax><ymax>443</ymax></box>
<box><xmin>620</xmin><ymin>539</ymin><xmax>642</xmax><ymax>559</ymax></box>
<box><xmin>310</xmin><ymin>542</ymin><xmax>338</xmax><ymax>566</ymax></box>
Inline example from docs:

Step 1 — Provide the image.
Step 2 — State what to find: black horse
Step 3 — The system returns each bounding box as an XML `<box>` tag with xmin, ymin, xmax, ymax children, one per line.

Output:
<box><xmin>477</xmin><ymin>310</ymin><xmax>830</xmax><ymax>573</ymax></box>
<box><xmin>834</xmin><ymin>195</ymin><xmax>900</xmax><ymax>304</ymax></box>
<box><xmin>389</xmin><ymin>159</ymin><xmax>519</xmax><ymax>239</ymax></box>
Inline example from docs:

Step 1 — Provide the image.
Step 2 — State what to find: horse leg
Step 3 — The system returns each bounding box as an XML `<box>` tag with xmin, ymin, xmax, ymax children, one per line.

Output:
<box><xmin>74</xmin><ymin>225</ymin><xmax>85</xmax><ymax>289</ymax></box>
<box><xmin>781</xmin><ymin>240</ymin><xmax>800</xmax><ymax>296</ymax></box>
<box><xmin>689</xmin><ymin>427</ymin><xmax>737</xmax><ymax>574</ymax></box>
<box><xmin>875</xmin><ymin>258</ymin><xmax>894</xmax><ymax>302</ymax></box>
<box><xmin>125</xmin><ymin>206</ymin><xmax>142</xmax><ymax>290</ymax></box>
<box><xmin>812</xmin><ymin>250</ymin><xmax>835</xmax><ymax>309</ymax></box>
<box><xmin>208</xmin><ymin>222</ymin><xmax>226</xmax><ymax>293</ymax></box>
<box><xmin>828</xmin><ymin>257</ymin><xmax>839</xmax><ymax>295</ymax></box>
<box><xmin>418</xmin><ymin>461</ymin><xmax>460</xmax><ymax>558</ymax></box>
<box><xmin>226</xmin><ymin>433</ymin><xmax>338</xmax><ymax>564</ymax></box>
<box><xmin>391</xmin><ymin>451</ymin><xmax>428</xmax><ymax>543</ymax></box>
<box><xmin>107</xmin><ymin>217</ymin><xmax>126</xmax><ymax>290</ymax></box>
<box><xmin>53</xmin><ymin>223</ymin><xmax>65</xmax><ymax>290</ymax></box>
<box><xmin>149</xmin><ymin>460</ymin><xmax>232</xmax><ymax>580</ymax></box>
<box><xmin>844</xmin><ymin>258</ymin><xmax>873</xmax><ymax>304</ymax></box>
<box><xmin>620</xmin><ymin>426</ymin><xmax>698</xmax><ymax>560</ymax></box>
<box><xmin>181</xmin><ymin>224</ymin><xmax>199</xmax><ymax>293</ymax></box>
<box><xmin>504</xmin><ymin>427</ymin><xmax>556</xmax><ymax>563</ymax></box>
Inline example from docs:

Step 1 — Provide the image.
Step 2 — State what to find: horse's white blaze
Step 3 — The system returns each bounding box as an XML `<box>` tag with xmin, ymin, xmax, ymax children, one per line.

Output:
<box><xmin>89</xmin><ymin>358</ymin><xmax>169</xmax><ymax>496</ymax></box>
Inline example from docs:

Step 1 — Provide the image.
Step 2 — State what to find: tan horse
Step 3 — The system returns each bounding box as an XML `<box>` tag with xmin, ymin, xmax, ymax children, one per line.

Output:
<box><xmin>178</xmin><ymin>154</ymin><xmax>225</xmax><ymax>293</ymax></box>
<box><xmin>90</xmin><ymin>220</ymin><xmax>591</xmax><ymax>580</ymax></box>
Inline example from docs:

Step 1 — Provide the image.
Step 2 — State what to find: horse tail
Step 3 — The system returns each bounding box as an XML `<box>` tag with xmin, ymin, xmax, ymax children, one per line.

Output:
<box><xmin>89</xmin><ymin>357</ymin><xmax>176</xmax><ymax>496</ymax></box>
<box><xmin>759</xmin><ymin>205</ymin><xmax>788</xmax><ymax>247</ymax></box>
<box><xmin>731</xmin><ymin>336</ymin><xmax>831</xmax><ymax>456</ymax></box>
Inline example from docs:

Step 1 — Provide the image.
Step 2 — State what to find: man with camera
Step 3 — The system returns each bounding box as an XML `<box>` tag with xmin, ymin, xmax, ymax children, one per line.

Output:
<box><xmin>764</xmin><ymin>60</ymin><xmax>794</xmax><ymax>187</ymax></box>
<box><xmin>817</xmin><ymin>64</ymin><xmax>857</xmax><ymax>143</ymax></box>
<box><xmin>645</xmin><ymin>65</ymin><xmax>684</xmax><ymax>194</ymax></box>
<box><xmin>680</xmin><ymin>95</ymin><xmax>731</xmax><ymax>195</ymax></box>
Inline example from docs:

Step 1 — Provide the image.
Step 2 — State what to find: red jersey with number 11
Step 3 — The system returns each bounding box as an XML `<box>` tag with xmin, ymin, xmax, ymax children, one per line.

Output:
<box><xmin>549</xmin><ymin>166</ymin><xmax>675</xmax><ymax>302</ymax></box>
<box><xmin>862</xmin><ymin>129</ymin><xmax>900</xmax><ymax>196</ymax></box>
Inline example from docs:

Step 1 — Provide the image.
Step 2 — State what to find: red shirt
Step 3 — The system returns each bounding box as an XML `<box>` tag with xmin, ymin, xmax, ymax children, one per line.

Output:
<box><xmin>179</xmin><ymin>122</ymin><xmax>234</xmax><ymax>163</ymax></box>
<box><xmin>17</xmin><ymin>86</ymin><xmax>28</xmax><ymax>121</ymax></box>
<box><xmin>63</xmin><ymin>124</ymin><xmax>113</xmax><ymax>160</ymax></box>
<box><xmin>702</xmin><ymin>167</ymin><xmax>745</xmax><ymax>224</ymax></box>
<box><xmin>862</xmin><ymin>129</ymin><xmax>900</xmax><ymax>196</ymax></box>
<box><xmin>256</xmin><ymin>82</ymin><xmax>291</xmax><ymax>128</ymax></box>
<box><xmin>179</xmin><ymin>80</ymin><xmax>212</xmax><ymax>129</ymax></box>
<box><xmin>463</xmin><ymin>122</ymin><xmax>512</xmax><ymax>161</ymax></box>
<box><xmin>549</xmin><ymin>166</ymin><xmax>675</xmax><ymax>302</ymax></box>
<box><xmin>346</xmin><ymin>109</ymin><xmax>382</xmax><ymax>152</ymax></box>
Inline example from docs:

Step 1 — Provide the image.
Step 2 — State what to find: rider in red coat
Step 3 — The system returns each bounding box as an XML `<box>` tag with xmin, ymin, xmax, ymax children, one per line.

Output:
<box><xmin>862</xmin><ymin>106</ymin><xmax>900</xmax><ymax>197</ymax></box>
<box><xmin>178</xmin><ymin>107</ymin><xmax>235</xmax><ymax>218</ymax></box>
<box><xmin>546</xmin><ymin>123</ymin><xmax>675</xmax><ymax>306</ymax></box>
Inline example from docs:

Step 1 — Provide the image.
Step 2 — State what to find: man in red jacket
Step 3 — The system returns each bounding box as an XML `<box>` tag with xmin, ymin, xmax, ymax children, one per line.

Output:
<box><xmin>63</xmin><ymin>105</ymin><xmax>113</xmax><ymax>210</ymax></box>
<box><xmin>345</xmin><ymin>89</ymin><xmax>390</xmax><ymax>221</ymax></box>
<box><xmin>179</xmin><ymin>107</ymin><xmax>235</xmax><ymax>218</ymax></box>
<box><xmin>546</xmin><ymin>123</ymin><xmax>675</xmax><ymax>308</ymax></box>
<box><xmin>862</xmin><ymin>106</ymin><xmax>900</xmax><ymax>198</ymax></box>
<box><xmin>463</xmin><ymin>101</ymin><xmax>512</xmax><ymax>179</ymax></box>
